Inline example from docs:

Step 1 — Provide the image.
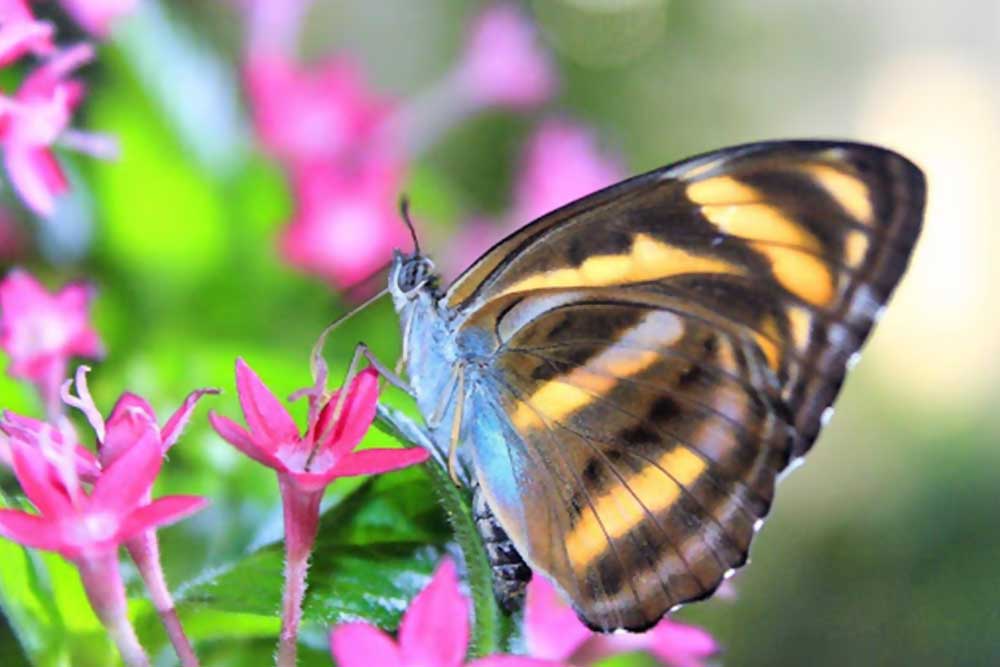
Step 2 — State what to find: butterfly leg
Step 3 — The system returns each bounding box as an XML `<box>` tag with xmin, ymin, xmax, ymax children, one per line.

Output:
<box><xmin>425</xmin><ymin>363</ymin><xmax>467</xmax><ymax>486</ymax></box>
<box><xmin>447</xmin><ymin>365</ymin><xmax>466</xmax><ymax>486</ymax></box>
<box><xmin>316</xmin><ymin>342</ymin><xmax>415</xmax><ymax>448</ymax></box>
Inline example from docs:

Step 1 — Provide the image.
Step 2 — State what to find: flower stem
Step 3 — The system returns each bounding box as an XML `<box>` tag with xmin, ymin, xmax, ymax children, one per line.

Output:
<box><xmin>422</xmin><ymin>460</ymin><xmax>502</xmax><ymax>658</ymax></box>
<box><xmin>76</xmin><ymin>552</ymin><xmax>150</xmax><ymax>667</ymax></box>
<box><xmin>373</xmin><ymin>405</ymin><xmax>506</xmax><ymax>654</ymax></box>
<box><xmin>126</xmin><ymin>532</ymin><xmax>199</xmax><ymax>667</ymax></box>
<box><xmin>276</xmin><ymin>477</ymin><xmax>323</xmax><ymax>667</ymax></box>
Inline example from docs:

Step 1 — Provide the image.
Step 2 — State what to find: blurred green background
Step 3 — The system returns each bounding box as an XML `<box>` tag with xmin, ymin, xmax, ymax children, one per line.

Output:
<box><xmin>1</xmin><ymin>1</ymin><xmax>998</xmax><ymax>666</ymax></box>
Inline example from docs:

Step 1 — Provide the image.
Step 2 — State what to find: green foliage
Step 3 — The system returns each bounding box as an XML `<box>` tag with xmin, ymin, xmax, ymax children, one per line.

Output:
<box><xmin>160</xmin><ymin>467</ymin><xmax>450</xmax><ymax>641</ymax></box>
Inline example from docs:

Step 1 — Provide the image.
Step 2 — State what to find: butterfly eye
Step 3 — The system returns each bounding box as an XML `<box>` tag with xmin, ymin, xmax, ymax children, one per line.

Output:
<box><xmin>397</xmin><ymin>257</ymin><xmax>434</xmax><ymax>294</ymax></box>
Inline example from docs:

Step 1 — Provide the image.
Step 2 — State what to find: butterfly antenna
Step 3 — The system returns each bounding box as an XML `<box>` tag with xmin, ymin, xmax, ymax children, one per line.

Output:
<box><xmin>399</xmin><ymin>195</ymin><xmax>421</xmax><ymax>255</ymax></box>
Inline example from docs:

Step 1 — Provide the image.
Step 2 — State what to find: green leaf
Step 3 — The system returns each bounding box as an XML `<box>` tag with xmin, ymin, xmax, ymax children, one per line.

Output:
<box><xmin>170</xmin><ymin>466</ymin><xmax>450</xmax><ymax>634</ymax></box>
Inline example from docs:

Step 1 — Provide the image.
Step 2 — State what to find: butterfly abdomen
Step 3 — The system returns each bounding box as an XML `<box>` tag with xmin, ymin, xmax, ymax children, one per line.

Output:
<box><xmin>471</xmin><ymin>480</ymin><xmax>532</xmax><ymax>611</ymax></box>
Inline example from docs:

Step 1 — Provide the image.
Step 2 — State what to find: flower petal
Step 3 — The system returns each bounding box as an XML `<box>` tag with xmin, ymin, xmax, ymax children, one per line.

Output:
<box><xmin>0</xmin><ymin>20</ymin><xmax>54</xmax><ymax>67</ymax></box>
<box><xmin>325</xmin><ymin>368</ymin><xmax>379</xmax><ymax>458</ymax></box>
<box><xmin>20</xmin><ymin>43</ymin><xmax>93</xmax><ymax>98</ymax></box>
<box><xmin>468</xmin><ymin>658</ymin><xmax>569</xmax><ymax>667</ymax></box>
<box><xmin>8</xmin><ymin>437</ymin><xmax>72</xmax><ymax>517</ymax></box>
<box><xmin>523</xmin><ymin>575</ymin><xmax>592</xmax><ymax>660</ymax></box>
<box><xmin>90</xmin><ymin>426</ymin><xmax>161</xmax><ymax>514</ymax></box>
<box><xmin>4</xmin><ymin>145</ymin><xmax>68</xmax><ymax>217</ymax></box>
<box><xmin>208</xmin><ymin>412</ymin><xmax>285</xmax><ymax>470</ymax></box>
<box><xmin>0</xmin><ymin>411</ymin><xmax>99</xmax><ymax>483</ymax></box>
<box><xmin>234</xmin><ymin>358</ymin><xmax>299</xmax><ymax>444</ymax></box>
<box><xmin>574</xmin><ymin>618</ymin><xmax>719</xmax><ymax>667</ymax></box>
<box><xmin>117</xmin><ymin>495</ymin><xmax>208</xmax><ymax>542</ymax></box>
<box><xmin>398</xmin><ymin>558</ymin><xmax>468</xmax><ymax>667</ymax></box>
<box><xmin>513</xmin><ymin>119</ymin><xmax>624</xmax><ymax>223</ymax></box>
<box><xmin>332</xmin><ymin>447</ymin><xmax>429</xmax><ymax>478</ymax></box>
<box><xmin>54</xmin><ymin>283</ymin><xmax>103</xmax><ymax>358</ymax></box>
<box><xmin>102</xmin><ymin>392</ymin><xmax>158</xmax><ymax>466</ymax></box>
<box><xmin>161</xmin><ymin>388</ymin><xmax>219</xmax><ymax>451</ymax></box>
<box><xmin>106</xmin><ymin>392</ymin><xmax>155</xmax><ymax>423</ymax></box>
<box><xmin>646</xmin><ymin>619</ymin><xmax>719</xmax><ymax>667</ymax></box>
<box><xmin>0</xmin><ymin>509</ymin><xmax>65</xmax><ymax>552</ymax></box>
<box><xmin>329</xmin><ymin>622</ymin><xmax>402</xmax><ymax>667</ymax></box>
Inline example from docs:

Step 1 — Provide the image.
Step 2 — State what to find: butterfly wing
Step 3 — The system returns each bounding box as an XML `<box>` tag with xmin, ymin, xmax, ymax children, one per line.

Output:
<box><xmin>449</xmin><ymin>140</ymin><xmax>924</xmax><ymax>455</ymax></box>
<box><xmin>448</xmin><ymin>141</ymin><xmax>925</xmax><ymax>630</ymax></box>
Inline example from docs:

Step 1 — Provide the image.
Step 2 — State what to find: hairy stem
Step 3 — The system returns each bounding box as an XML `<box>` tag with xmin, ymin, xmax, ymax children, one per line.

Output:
<box><xmin>275</xmin><ymin>477</ymin><xmax>322</xmax><ymax>667</ymax></box>
<box><xmin>76</xmin><ymin>552</ymin><xmax>149</xmax><ymax>667</ymax></box>
<box><xmin>126</xmin><ymin>532</ymin><xmax>199</xmax><ymax>667</ymax></box>
<box><xmin>422</xmin><ymin>460</ymin><xmax>502</xmax><ymax>658</ymax></box>
<box><xmin>375</xmin><ymin>404</ymin><xmax>505</xmax><ymax>656</ymax></box>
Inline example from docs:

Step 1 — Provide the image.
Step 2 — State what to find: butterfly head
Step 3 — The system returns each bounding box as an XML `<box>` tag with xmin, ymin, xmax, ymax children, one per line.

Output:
<box><xmin>389</xmin><ymin>250</ymin><xmax>438</xmax><ymax>301</ymax></box>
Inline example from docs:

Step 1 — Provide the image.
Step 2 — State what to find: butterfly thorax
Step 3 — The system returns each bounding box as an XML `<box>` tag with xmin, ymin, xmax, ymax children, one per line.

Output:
<box><xmin>389</xmin><ymin>252</ymin><xmax>461</xmax><ymax>426</ymax></box>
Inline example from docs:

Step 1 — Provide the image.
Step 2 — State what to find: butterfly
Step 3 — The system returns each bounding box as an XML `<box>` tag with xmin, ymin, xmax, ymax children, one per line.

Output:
<box><xmin>374</xmin><ymin>140</ymin><xmax>925</xmax><ymax>632</ymax></box>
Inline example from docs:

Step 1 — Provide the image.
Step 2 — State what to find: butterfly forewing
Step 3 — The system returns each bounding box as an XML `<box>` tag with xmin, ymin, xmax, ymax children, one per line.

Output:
<box><xmin>449</xmin><ymin>141</ymin><xmax>924</xmax><ymax>456</ymax></box>
<box><xmin>416</xmin><ymin>140</ymin><xmax>924</xmax><ymax>631</ymax></box>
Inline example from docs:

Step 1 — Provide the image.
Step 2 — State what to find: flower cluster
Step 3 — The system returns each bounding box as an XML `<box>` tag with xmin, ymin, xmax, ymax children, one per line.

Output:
<box><xmin>0</xmin><ymin>360</ymin><xmax>213</xmax><ymax>667</ymax></box>
<box><xmin>331</xmin><ymin>559</ymin><xmax>564</xmax><ymax>667</ymax></box>
<box><xmin>241</xmin><ymin>1</ymin><xmax>556</xmax><ymax>290</ymax></box>
<box><xmin>0</xmin><ymin>0</ymin><xmax>127</xmax><ymax>218</ymax></box>
<box><xmin>330</xmin><ymin>558</ymin><xmax>718</xmax><ymax>667</ymax></box>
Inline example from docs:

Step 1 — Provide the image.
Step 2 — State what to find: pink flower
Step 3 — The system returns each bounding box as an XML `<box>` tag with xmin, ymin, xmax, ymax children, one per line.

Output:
<box><xmin>210</xmin><ymin>358</ymin><xmax>426</xmax><ymax>491</ymax></box>
<box><xmin>524</xmin><ymin>577</ymin><xmax>719</xmax><ymax>667</ymax></box>
<box><xmin>331</xmin><ymin>558</ymin><xmax>568</xmax><ymax>667</ymax></box>
<box><xmin>513</xmin><ymin>118</ymin><xmax>625</xmax><ymax>222</ymax></box>
<box><xmin>281</xmin><ymin>155</ymin><xmax>411</xmax><ymax>290</ymax></box>
<box><xmin>52</xmin><ymin>366</ymin><xmax>214</xmax><ymax>667</ymax></box>
<box><xmin>0</xmin><ymin>269</ymin><xmax>103</xmax><ymax>414</ymax></box>
<box><xmin>0</xmin><ymin>0</ymin><xmax>54</xmax><ymax>66</ymax></box>
<box><xmin>210</xmin><ymin>357</ymin><xmax>428</xmax><ymax>667</ymax></box>
<box><xmin>0</xmin><ymin>397</ymin><xmax>205</xmax><ymax>667</ymax></box>
<box><xmin>456</xmin><ymin>3</ymin><xmax>556</xmax><ymax>110</ymax></box>
<box><xmin>0</xmin><ymin>412</ymin><xmax>205</xmax><ymax>562</ymax></box>
<box><xmin>245</xmin><ymin>52</ymin><xmax>392</xmax><ymax>167</ymax></box>
<box><xmin>0</xmin><ymin>44</ymin><xmax>117</xmax><ymax>217</ymax></box>
<box><xmin>58</xmin><ymin>0</ymin><xmax>137</xmax><ymax>38</ymax></box>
